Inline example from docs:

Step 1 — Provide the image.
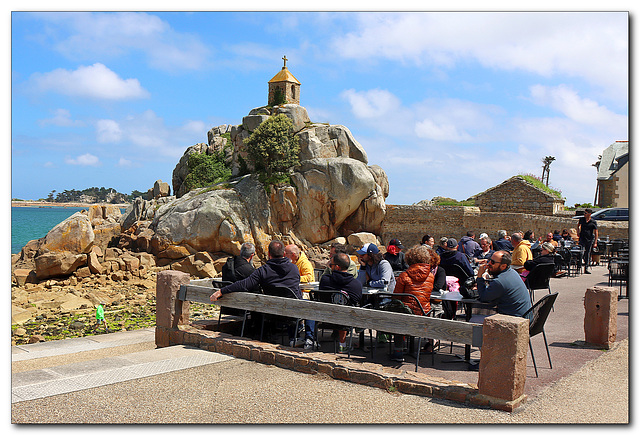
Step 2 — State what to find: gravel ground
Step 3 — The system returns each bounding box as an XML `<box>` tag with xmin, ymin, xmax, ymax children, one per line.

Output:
<box><xmin>11</xmin><ymin>338</ymin><xmax>628</xmax><ymax>424</ymax></box>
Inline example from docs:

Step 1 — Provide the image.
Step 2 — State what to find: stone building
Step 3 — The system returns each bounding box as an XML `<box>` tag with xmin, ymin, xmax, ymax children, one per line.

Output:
<box><xmin>268</xmin><ymin>56</ymin><xmax>301</xmax><ymax>106</ymax></box>
<box><xmin>593</xmin><ymin>140</ymin><xmax>628</xmax><ymax>208</ymax></box>
<box><xmin>473</xmin><ymin>176</ymin><xmax>565</xmax><ymax>216</ymax></box>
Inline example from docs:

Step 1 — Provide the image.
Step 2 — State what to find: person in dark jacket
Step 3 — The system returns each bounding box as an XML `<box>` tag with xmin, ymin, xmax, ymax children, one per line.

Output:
<box><xmin>210</xmin><ymin>240</ymin><xmax>301</xmax><ymax>345</ymax></box>
<box><xmin>439</xmin><ymin>238</ymin><xmax>475</xmax><ymax>278</ymax></box>
<box><xmin>383</xmin><ymin>238</ymin><xmax>409</xmax><ymax>272</ymax></box>
<box><xmin>523</xmin><ymin>242</ymin><xmax>556</xmax><ymax>271</ymax></box>
<box><xmin>457</xmin><ymin>231</ymin><xmax>481</xmax><ymax>260</ymax></box>
<box><xmin>221</xmin><ymin>242</ymin><xmax>256</xmax><ymax>283</ymax></box>
<box><xmin>314</xmin><ymin>252</ymin><xmax>363</xmax><ymax>353</ymax></box>
<box><xmin>493</xmin><ymin>230</ymin><xmax>514</xmax><ymax>252</ymax></box>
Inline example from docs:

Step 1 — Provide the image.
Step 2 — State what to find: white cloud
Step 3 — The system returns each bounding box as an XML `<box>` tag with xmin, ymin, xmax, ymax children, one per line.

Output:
<box><xmin>529</xmin><ymin>85</ymin><xmax>627</xmax><ymax>132</ymax></box>
<box><xmin>65</xmin><ymin>153</ymin><xmax>101</xmax><ymax>166</ymax></box>
<box><xmin>29</xmin><ymin>63</ymin><xmax>150</xmax><ymax>100</ymax></box>
<box><xmin>43</xmin><ymin>162</ymin><xmax>54</xmax><ymax>167</ymax></box>
<box><xmin>38</xmin><ymin>108</ymin><xmax>83</xmax><ymax>127</ymax></box>
<box><xmin>341</xmin><ymin>88</ymin><xmax>401</xmax><ymax>119</ymax></box>
<box><xmin>331</xmin><ymin>12</ymin><xmax>627</xmax><ymax>101</ymax></box>
<box><xmin>35</xmin><ymin>12</ymin><xmax>210</xmax><ymax>72</ymax></box>
<box><xmin>96</xmin><ymin>119</ymin><xmax>123</xmax><ymax>143</ymax></box>
<box><xmin>414</xmin><ymin>119</ymin><xmax>471</xmax><ymax>142</ymax></box>
<box><xmin>117</xmin><ymin>157</ymin><xmax>132</xmax><ymax>167</ymax></box>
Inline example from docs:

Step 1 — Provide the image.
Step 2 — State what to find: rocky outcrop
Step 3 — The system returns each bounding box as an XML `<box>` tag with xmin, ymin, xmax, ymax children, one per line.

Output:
<box><xmin>161</xmin><ymin>104</ymin><xmax>388</xmax><ymax>256</ymax></box>
<box><xmin>42</xmin><ymin>211</ymin><xmax>94</xmax><ymax>254</ymax></box>
<box><xmin>153</xmin><ymin>180</ymin><xmax>171</xmax><ymax>199</ymax></box>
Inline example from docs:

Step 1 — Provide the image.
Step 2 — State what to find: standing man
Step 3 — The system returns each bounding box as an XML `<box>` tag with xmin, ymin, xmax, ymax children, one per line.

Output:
<box><xmin>577</xmin><ymin>209</ymin><xmax>599</xmax><ymax>274</ymax></box>
<box><xmin>458</xmin><ymin>231</ymin><xmax>482</xmax><ymax>260</ymax></box>
<box><xmin>284</xmin><ymin>244</ymin><xmax>315</xmax><ymax>283</ymax></box>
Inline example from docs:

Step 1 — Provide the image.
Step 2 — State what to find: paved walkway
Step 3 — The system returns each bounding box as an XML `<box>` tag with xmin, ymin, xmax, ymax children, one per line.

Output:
<box><xmin>10</xmin><ymin>263</ymin><xmax>630</xmax><ymax>424</ymax></box>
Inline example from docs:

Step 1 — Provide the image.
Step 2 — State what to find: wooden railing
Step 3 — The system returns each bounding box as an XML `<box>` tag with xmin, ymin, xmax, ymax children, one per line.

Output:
<box><xmin>179</xmin><ymin>280</ymin><xmax>483</xmax><ymax>348</ymax></box>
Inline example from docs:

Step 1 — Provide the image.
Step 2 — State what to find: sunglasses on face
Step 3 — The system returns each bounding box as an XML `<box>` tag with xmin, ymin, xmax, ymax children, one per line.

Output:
<box><xmin>489</xmin><ymin>259</ymin><xmax>499</xmax><ymax>265</ymax></box>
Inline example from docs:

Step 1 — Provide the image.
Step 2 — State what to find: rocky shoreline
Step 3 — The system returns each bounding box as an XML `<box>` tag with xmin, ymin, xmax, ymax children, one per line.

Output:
<box><xmin>12</xmin><ymin>201</ymin><xmax>131</xmax><ymax>208</ymax></box>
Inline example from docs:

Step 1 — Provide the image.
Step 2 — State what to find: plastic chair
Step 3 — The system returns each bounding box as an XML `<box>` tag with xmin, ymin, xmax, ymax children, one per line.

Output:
<box><xmin>522</xmin><ymin>292</ymin><xmax>558</xmax><ymax>377</ymax></box>
<box><xmin>309</xmin><ymin>289</ymin><xmax>355</xmax><ymax>356</ymax></box>
<box><xmin>525</xmin><ymin>263</ymin><xmax>555</xmax><ymax>306</ymax></box>
<box><xmin>259</xmin><ymin>285</ymin><xmax>302</xmax><ymax>346</ymax></box>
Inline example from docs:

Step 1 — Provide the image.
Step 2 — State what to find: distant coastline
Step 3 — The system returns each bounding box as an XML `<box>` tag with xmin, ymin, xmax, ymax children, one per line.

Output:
<box><xmin>11</xmin><ymin>201</ymin><xmax>131</xmax><ymax>208</ymax></box>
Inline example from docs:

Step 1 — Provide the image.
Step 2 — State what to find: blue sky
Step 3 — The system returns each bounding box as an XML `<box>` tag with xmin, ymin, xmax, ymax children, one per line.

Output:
<box><xmin>9</xmin><ymin>9</ymin><xmax>629</xmax><ymax>206</ymax></box>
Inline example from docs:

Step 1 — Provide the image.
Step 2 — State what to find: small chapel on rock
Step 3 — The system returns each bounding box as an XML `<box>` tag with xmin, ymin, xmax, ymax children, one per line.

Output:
<box><xmin>268</xmin><ymin>56</ymin><xmax>301</xmax><ymax>106</ymax></box>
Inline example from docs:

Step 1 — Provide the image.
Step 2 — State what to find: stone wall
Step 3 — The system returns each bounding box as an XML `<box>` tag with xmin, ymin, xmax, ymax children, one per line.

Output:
<box><xmin>381</xmin><ymin>205</ymin><xmax>629</xmax><ymax>247</ymax></box>
<box><xmin>474</xmin><ymin>176</ymin><xmax>564</xmax><ymax>215</ymax></box>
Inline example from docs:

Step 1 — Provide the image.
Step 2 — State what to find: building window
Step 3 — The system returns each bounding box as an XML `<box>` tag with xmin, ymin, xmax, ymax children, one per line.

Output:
<box><xmin>291</xmin><ymin>85</ymin><xmax>296</xmax><ymax>100</ymax></box>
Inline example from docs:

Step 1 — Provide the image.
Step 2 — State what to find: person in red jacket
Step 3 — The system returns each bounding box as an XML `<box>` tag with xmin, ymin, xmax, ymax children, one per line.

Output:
<box><xmin>391</xmin><ymin>245</ymin><xmax>435</xmax><ymax>362</ymax></box>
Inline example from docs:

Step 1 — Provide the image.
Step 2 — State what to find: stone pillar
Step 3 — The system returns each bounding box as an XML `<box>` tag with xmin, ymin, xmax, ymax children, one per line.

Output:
<box><xmin>478</xmin><ymin>314</ymin><xmax>529</xmax><ymax>402</ymax></box>
<box><xmin>584</xmin><ymin>286</ymin><xmax>617</xmax><ymax>349</ymax></box>
<box><xmin>155</xmin><ymin>270</ymin><xmax>191</xmax><ymax>347</ymax></box>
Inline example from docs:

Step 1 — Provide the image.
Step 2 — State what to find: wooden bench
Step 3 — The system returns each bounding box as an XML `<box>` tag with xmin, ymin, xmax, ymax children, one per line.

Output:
<box><xmin>179</xmin><ymin>280</ymin><xmax>483</xmax><ymax>350</ymax></box>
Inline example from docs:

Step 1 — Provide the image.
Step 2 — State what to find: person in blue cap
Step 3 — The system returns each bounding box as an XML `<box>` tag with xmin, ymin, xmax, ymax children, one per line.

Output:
<box><xmin>356</xmin><ymin>242</ymin><xmax>396</xmax><ymax>292</ymax></box>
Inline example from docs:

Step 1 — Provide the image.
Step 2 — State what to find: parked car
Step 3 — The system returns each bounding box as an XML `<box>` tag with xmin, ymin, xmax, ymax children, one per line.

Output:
<box><xmin>572</xmin><ymin>208</ymin><xmax>628</xmax><ymax>221</ymax></box>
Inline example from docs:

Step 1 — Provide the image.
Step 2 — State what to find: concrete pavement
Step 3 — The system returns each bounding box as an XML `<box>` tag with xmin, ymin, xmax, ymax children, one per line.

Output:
<box><xmin>10</xmin><ymin>263</ymin><xmax>630</xmax><ymax>423</ymax></box>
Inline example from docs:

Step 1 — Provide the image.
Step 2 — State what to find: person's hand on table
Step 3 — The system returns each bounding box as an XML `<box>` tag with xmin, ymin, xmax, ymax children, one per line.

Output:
<box><xmin>210</xmin><ymin>290</ymin><xmax>222</xmax><ymax>302</ymax></box>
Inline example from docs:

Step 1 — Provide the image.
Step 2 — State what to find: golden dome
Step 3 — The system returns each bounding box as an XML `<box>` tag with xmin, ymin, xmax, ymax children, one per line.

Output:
<box><xmin>268</xmin><ymin>67</ymin><xmax>301</xmax><ymax>85</ymax></box>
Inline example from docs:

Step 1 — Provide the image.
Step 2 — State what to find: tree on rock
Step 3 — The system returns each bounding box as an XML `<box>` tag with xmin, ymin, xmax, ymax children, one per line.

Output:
<box><xmin>183</xmin><ymin>151</ymin><xmax>232</xmax><ymax>192</ymax></box>
<box><xmin>244</xmin><ymin>114</ymin><xmax>300</xmax><ymax>185</ymax></box>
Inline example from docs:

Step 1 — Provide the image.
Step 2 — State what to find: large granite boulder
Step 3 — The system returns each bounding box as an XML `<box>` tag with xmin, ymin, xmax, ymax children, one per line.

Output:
<box><xmin>297</xmin><ymin>124</ymin><xmax>368</xmax><ymax>163</ymax></box>
<box><xmin>42</xmin><ymin>212</ymin><xmax>94</xmax><ymax>254</ymax></box>
<box><xmin>35</xmin><ymin>251</ymin><xmax>87</xmax><ymax>280</ymax></box>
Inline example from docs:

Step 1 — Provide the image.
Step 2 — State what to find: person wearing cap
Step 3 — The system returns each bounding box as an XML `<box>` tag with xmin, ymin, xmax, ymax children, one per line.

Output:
<box><xmin>383</xmin><ymin>238</ymin><xmax>409</xmax><ymax>272</ymax></box>
<box><xmin>577</xmin><ymin>208</ymin><xmax>598</xmax><ymax>274</ymax></box>
<box><xmin>435</xmin><ymin>236</ymin><xmax>449</xmax><ymax>256</ymax></box>
<box><xmin>356</xmin><ymin>243</ymin><xmax>396</xmax><ymax>291</ymax></box>
<box><xmin>523</xmin><ymin>242</ymin><xmax>557</xmax><ymax>273</ymax></box>
<box><xmin>439</xmin><ymin>237</ymin><xmax>474</xmax><ymax>278</ymax></box>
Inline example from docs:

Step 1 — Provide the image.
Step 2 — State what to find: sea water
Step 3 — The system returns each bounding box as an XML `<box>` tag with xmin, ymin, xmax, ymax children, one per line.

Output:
<box><xmin>11</xmin><ymin>206</ymin><xmax>89</xmax><ymax>254</ymax></box>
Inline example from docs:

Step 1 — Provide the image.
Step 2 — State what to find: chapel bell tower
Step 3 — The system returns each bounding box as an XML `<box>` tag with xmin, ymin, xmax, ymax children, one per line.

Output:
<box><xmin>268</xmin><ymin>56</ymin><xmax>301</xmax><ymax>106</ymax></box>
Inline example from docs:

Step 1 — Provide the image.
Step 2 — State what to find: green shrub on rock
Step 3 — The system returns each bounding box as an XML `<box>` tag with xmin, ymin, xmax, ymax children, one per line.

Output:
<box><xmin>183</xmin><ymin>151</ymin><xmax>232</xmax><ymax>193</ymax></box>
<box><xmin>244</xmin><ymin>114</ymin><xmax>300</xmax><ymax>186</ymax></box>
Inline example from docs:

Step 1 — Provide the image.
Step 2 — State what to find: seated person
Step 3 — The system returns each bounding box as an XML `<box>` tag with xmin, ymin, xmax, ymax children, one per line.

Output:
<box><xmin>458</xmin><ymin>231</ymin><xmax>482</xmax><ymax>260</ymax></box>
<box><xmin>284</xmin><ymin>244</ymin><xmax>315</xmax><ymax>283</ymax></box>
<box><xmin>435</xmin><ymin>236</ymin><xmax>449</xmax><ymax>256</ymax></box>
<box><xmin>439</xmin><ymin>238</ymin><xmax>474</xmax><ymax>278</ymax></box>
<box><xmin>473</xmin><ymin>236</ymin><xmax>495</xmax><ymax>264</ymax></box>
<box><xmin>493</xmin><ymin>230</ymin><xmax>514</xmax><ymax>252</ymax></box>
<box><xmin>221</xmin><ymin>242</ymin><xmax>256</xmax><ymax>283</ymax></box>
<box><xmin>522</xmin><ymin>242</ymin><xmax>557</xmax><ymax>279</ymax></box>
<box><xmin>210</xmin><ymin>240</ymin><xmax>301</xmax><ymax>346</ymax></box>
<box><xmin>391</xmin><ymin>245</ymin><xmax>435</xmax><ymax>362</ymax></box>
<box><xmin>383</xmin><ymin>238</ymin><xmax>409</xmax><ymax>272</ymax></box>
<box><xmin>543</xmin><ymin>232</ymin><xmax>559</xmax><ymax>248</ymax></box>
<box><xmin>321</xmin><ymin>242</ymin><xmax>359</xmax><ymax>278</ymax></box>
<box><xmin>220</xmin><ymin>242</ymin><xmax>258</xmax><ymax>324</ymax></box>
<box><xmin>421</xmin><ymin>234</ymin><xmax>435</xmax><ymax>249</ymax></box>
<box><xmin>510</xmin><ymin>233</ymin><xmax>532</xmax><ymax>273</ymax></box>
<box><xmin>476</xmin><ymin>251</ymin><xmax>532</xmax><ymax>319</ymax></box>
<box><xmin>313</xmin><ymin>253</ymin><xmax>363</xmax><ymax>353</ymax></box>
<box><xmin>356</xmin><ymin>243</ymin><xmax>396</xmax><ymax>292</ymax></box>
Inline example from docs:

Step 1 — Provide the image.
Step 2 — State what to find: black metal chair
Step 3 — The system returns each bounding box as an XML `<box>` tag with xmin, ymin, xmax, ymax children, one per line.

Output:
<box><xmin>214</xmin><ymin>280</ymin><xmax>251</xmax><ymax>336</ymax></box>
<box><xmin>309</xmin><ymin>289</ymin><xmax>356</xmax><ymax>356</ymax></box>
<box><xmin>608</xmin><ymin>259</ymin><xmax>628</xmax><ymax>298</ymax></box>
<box><xmin>259</xmin><ymin>285</ymin><xmax>302</xmax><ymax>346</ymax></box>
<box><xmin>522</xmin><ymin>292</ymin><xmax>558</xmax><ymax>377</ymax></box>
<box><xmin>372</xmin><ymin>292</ymin><xmax>434</xmax><ymax>372</ymax></box>
<box><xmin>525</xmin><ymin>263</ymin><xmax>555</xmax><ymax>306</ymax></box>
<box><xmin>313</xmin><ymin>268</ymin><xmax>325</xmax><ymax>282</ymax></box>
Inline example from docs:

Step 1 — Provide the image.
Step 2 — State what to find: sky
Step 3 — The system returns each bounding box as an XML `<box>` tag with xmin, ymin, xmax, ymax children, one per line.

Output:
<box><xmin>9</xmin><ymin>7</ymin><xmax>630</xmax><ymax>207</ymax></box>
